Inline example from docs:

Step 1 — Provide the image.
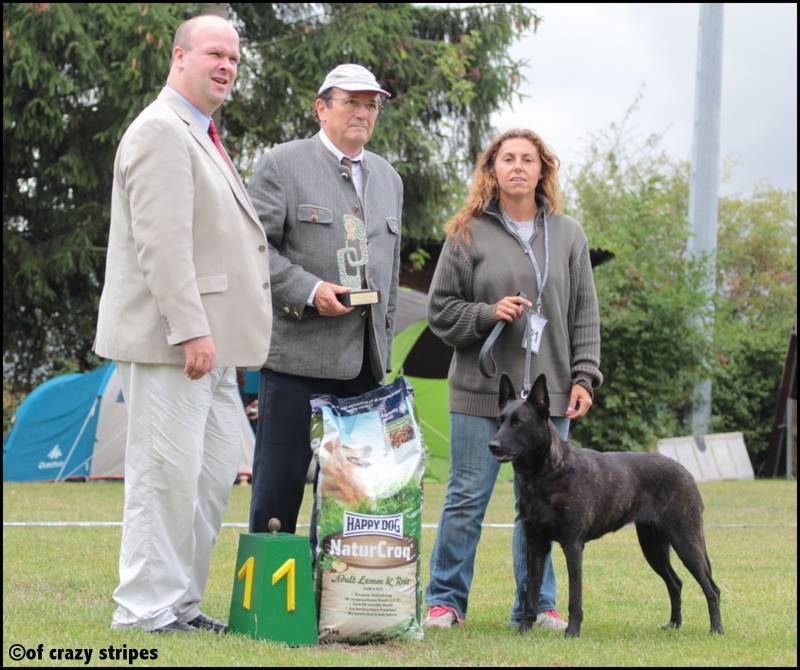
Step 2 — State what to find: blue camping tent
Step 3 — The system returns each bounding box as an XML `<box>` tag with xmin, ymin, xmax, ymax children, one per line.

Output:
<box><xmin>3</xmin><ymin>363</ymin><xmax>255</xmax><ymax>482</ymax></box>
<box><xmin>3</xmin><ymin>364</ymin><xmax>126</xmax><ymax>481</ymax></box>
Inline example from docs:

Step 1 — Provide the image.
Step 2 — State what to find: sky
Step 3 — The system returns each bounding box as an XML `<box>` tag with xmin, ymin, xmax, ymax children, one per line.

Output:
<box><xmin>492</xmin><ymin>3</ymin><xmax>797</xmax><ymax>197</ymax></box>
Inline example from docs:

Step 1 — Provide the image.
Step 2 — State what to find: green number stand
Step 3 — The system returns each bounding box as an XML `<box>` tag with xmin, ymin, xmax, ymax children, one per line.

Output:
<box><xmin>228</xmin><ymin>520</ymin><xmax>318</xmax><ymax>646</ymax></box>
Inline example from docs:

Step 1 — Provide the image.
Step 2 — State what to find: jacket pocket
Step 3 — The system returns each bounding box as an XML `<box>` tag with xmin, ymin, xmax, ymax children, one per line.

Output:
<box><xmin>298</xmin><ymin>204</ymin><xmax>334</xmax><ymax>225</ymax></box>
<box><xmin>196</xmin><ymin>273</ymin><xmax>228</xmax><ymax>294</ymax></box>
<box><xmin>386</xmin><ymin>216</ymin><xmax>399</xmax><ymax>235</ymax></box>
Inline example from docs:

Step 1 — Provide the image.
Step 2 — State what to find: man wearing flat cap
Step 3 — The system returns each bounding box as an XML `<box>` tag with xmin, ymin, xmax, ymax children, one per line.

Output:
<box><xmin>247</xmin><ymin>64</ymin><xmax>403</xmax><ymax>536</ymax></box>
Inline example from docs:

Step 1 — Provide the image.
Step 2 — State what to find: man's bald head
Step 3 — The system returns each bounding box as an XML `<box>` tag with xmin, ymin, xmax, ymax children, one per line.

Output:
<box><xmin>172</xmin><ymin>15</ymin><xmax>233</xmax><ymax>54</ymax></box>
<box><xmin>167</xmin><ymin>15</ymin><xmax>240</xmax><ymax>116</ymax></box>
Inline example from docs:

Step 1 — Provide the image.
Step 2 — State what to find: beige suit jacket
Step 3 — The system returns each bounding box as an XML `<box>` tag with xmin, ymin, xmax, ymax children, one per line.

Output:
<box><xmin>94</xmin><ymin>87</ymin><xmax>271</xmax><ymax>367</ymax></box>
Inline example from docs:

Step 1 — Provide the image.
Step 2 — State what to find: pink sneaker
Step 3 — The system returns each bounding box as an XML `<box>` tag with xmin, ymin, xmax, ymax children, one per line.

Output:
<box><xmin>533</xmin><ymin>609</ymin><xmax>568</xmax><ymax>631</ymax></box>
<box><xmin>423</xmin><ymin>605</ymin><xmax>462</xmax><ymax>628</ymax></box>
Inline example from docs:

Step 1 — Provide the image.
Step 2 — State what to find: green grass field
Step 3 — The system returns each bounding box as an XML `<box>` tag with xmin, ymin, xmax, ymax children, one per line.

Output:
<box><xmin>3</xmin><ymin>479</ymin><xmax>797</xmax><ymax>666</ymax></box>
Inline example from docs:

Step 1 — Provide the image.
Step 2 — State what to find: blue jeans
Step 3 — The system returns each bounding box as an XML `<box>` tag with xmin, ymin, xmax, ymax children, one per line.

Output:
<box><xmin>426</xmin><ymin>412</ymin><xmax>569</xmax><ymax>621</ymax></box>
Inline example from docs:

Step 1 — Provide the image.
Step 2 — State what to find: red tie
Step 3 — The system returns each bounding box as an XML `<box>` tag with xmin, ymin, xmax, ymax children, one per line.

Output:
<box><xmin>208</xmin><ymin>119</ymin><xmax>235</xmax><ymax>173</ymax></box>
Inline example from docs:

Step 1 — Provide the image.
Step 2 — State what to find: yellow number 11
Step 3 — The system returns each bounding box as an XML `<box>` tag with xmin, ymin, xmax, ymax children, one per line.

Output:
<box><xmin>236</xmin><ymin>557</ymin><xmax>296</xmax><ymax>612</ymax></box>
<box><xmin>272</xmin><ymin>558</ymin><xmax>296</xmax><ymax>612</ymax></box>
<box><xmin>237</xmin><ymin>557</ymin><xmax>255</xmax><ymax>610</ymax></box>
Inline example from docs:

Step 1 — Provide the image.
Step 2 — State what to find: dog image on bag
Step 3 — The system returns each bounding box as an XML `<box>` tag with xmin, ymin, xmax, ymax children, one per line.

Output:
<box><xmin>489</xmin><ymin>373</ymin><xmax>723</xmax><ymax>638</ymax></box>
<box><xmin>319</xmin><ymin>436</ymin><xmax>372</xmax><ymax>505</ymax></box>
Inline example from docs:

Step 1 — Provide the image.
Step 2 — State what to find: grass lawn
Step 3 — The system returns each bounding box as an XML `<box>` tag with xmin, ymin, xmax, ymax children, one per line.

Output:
<box><xmin>3</xmin><ymin>478</ymin><xmax>796</xmax><ymax>666</ymax></box>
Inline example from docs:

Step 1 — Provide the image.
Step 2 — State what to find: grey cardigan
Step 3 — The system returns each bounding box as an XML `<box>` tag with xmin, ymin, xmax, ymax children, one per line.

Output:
<box><xmin>427</xmin><ymin>200</ymin><xmax>602</xmax><ymax>418</ymax></box>
<box><xmin>248</xmin><ymin>134</ymin><xmax>403</xmax><ymax>381</ymax></box>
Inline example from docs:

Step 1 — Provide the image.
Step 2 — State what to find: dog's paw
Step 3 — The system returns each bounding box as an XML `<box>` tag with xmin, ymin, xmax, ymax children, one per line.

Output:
<box><xmin>564</xmin><ymin>625</ymin><xmax>581</xmax><ymax>638</ymax></box>
<box><xmin>516</xmin><ymin>621</ymin><xmax>533</xmax><ymax>635</ymax></box>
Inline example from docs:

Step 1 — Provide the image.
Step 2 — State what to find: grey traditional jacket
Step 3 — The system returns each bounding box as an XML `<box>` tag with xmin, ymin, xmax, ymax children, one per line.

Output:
<box><xmin>248</xmin><ymin>133</ymin><xmax>402</xmax><ymax>381</ymax></box>
<box><xmin>427</xmin><ymin>200</ymin><xmax>602</xmax><ymax>418</ymax></box>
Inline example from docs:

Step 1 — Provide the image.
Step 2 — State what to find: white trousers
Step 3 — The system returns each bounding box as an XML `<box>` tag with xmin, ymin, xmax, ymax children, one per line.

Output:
<box><xmin>111</xmin><ymin>362</ymin><xmax>241</xmax><ymax>630</ymax></box>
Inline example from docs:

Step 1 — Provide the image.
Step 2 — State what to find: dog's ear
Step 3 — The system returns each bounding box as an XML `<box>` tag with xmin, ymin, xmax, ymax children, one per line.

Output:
<box><xmin>530</xmin><ymin>374</ymin><xmax>550</xmax><ymax>412</ymax></box>
<box><xmin>499</xmin><ymin>373</ymin><xmax>516</xmax><ymax>408</ymax></box>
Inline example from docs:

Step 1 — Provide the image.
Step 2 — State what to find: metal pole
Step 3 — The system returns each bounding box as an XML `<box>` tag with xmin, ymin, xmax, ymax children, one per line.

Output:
<box><xmin>687</xmin><ymin>4</ymin><xmax>724</xmax><ymax>437</ymax></box>
<box><xmin>787</xmin><ymin>395</ymin><xmax>794</xmax><ymax>480</ymax></box>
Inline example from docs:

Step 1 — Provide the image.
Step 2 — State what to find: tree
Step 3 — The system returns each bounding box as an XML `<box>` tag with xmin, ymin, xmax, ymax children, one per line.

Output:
<box><xmin>3</xmin><ymin>2</ymin><xmax>538</xmax><ymax>391</ymax></box>
<box><xmin>565</xmin><ymin>121</ymin><xmax>710</xmax><ymax>453</ymax></box>
<box><xmin>715</xmin><ymin>187</ymin><xmax>797</xmax><ymax>327</ymax></box>
<box><xmin>565</xmin><ymin>113</ymin><xmax>797</xmax><ymax>467</ymax></box>
<box><xmin>226</xmin><ymin>3</ymin><xmax>538</xmax><ymax>240</ymax></box>
<box><xmin>710</xmin><ymin>187</ymin><xmax>797</xmax><ymax>471</ymax></box>
<box><xmin>3</xmin><ymin>2</ymin><xmax>191</xmax><ymax>390</ymax></box>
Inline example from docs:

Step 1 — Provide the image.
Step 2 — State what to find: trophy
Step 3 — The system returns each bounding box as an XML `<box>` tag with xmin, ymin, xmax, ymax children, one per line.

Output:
<box><xmin>336</xmin><ymin>214</ymin><xmax>380</xmax><ymax>306</ymax></box>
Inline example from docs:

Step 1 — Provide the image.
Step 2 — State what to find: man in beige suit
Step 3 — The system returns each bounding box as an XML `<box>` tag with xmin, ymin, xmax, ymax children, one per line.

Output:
<box><xmin>94</xmin><ymin>15</ymin><xmax>271</xmax><ymax>634</ymax></box>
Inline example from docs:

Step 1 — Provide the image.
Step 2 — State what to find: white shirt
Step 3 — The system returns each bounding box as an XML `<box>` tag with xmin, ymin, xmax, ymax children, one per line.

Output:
<box><xmin>318</xmin><ymin>129</ymin><xmax>365</xmax><ymax>201</ymax></box>
<box><xmin>512</xmin><ymin>218</ymin><xmax>535</xmax><ymax>243</ymax></box>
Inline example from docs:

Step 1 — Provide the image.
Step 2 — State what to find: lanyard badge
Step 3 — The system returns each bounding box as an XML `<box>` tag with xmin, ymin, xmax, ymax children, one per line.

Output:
<box><xmin>522</xmin><ymin>311</ymin><xmax>548</xmax><ymax>354</ymax></box>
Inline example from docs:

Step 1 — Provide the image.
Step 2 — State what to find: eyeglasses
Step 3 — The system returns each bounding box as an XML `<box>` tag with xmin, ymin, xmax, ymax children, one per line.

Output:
<box><xmin>329</xmin><ymin>97</ymin><xmax>382</xmax><ymax>115</ymax></box>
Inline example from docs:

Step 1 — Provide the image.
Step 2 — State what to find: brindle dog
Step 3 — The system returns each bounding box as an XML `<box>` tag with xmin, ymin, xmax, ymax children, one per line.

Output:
<box><xmin>489</xmin><ymin>373</ymin><xmax>723</xmax><ymax>637</ymax></box>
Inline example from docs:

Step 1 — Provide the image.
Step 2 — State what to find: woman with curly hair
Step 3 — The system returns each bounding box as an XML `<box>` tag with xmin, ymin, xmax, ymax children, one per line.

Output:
<box><xmin>423</xmin><ymin>129</ymin><xmax>602</xmax><ymax>630</ymax></box>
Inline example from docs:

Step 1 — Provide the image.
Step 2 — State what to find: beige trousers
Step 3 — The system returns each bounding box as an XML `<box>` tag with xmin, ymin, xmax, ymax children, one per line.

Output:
<box><xmin>111</xmin><ymin>362</ymin><xmax>240</xmax><ymax>630</ymax></box>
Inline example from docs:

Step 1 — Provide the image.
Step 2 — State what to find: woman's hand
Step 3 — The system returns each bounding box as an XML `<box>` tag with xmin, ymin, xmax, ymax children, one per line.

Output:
<box><xmin>494</xmin><ymin>295</ymin><xmax>533</xmax><ymax>322</ymax></box>
<box><xmin>565</xmin><ymin>384</ymin><xmax>593</xmax><ymax>420</ymax></box>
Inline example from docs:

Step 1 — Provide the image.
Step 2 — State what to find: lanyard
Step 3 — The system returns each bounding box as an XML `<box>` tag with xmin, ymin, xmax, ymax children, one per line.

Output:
<box><xmin>522</xmin><ymin>312</ymin><xmax>533</xmax><ymax>398</ymax></box>
<box><xmin>502</xmin><ymin>209</ymin><xmax>549</xmax><ymax>314</ymax></box>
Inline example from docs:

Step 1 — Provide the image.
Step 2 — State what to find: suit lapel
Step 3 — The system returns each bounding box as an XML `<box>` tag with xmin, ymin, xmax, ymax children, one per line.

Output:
<box><xmin>158</xmin><ymin>88</ymin><xmax>261</xmax><ymax>226</ymax></box>
<box><xmin>187</xmin><ymin>122</ymin><xmax>260</xmax><ymax>223</ymax></box>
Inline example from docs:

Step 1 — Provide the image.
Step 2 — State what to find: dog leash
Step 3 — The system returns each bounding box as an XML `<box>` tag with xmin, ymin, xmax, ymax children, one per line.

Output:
<box><xmin>478</xmin><ymin>293</ymin><xmax>534</xmax><ymax>399</ymax></box>
<box><xmin>478</xmin><ymin>320</ymin><xmax>507</xmax><ymax>379</ymax></box>
<box><xmin>479</xmin><ymin>290</ymin><xmax>526</xmax><ymax>378</ymax></box>
<box><xmin>480</xmin><ymin>210</ymin><xmax>549</xmax><ymax>397</ymax></box>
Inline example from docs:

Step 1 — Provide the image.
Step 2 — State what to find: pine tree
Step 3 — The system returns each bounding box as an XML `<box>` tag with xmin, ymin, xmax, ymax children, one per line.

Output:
<box><xmin>4</xmin><ymin>3</ymin><xmax>538</xmax><ymax>389</ymax></box>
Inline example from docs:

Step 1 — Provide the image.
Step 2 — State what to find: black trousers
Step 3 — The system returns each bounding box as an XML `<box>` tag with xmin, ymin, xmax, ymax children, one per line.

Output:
<box><xmin>248</xmin><ymin>357</ymin><xmax>378</xmax><ymax>535</ymax></box>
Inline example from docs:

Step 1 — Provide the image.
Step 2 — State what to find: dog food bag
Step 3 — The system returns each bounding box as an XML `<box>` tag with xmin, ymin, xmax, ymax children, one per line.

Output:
<box><xmin>310</xmin><ymin>376</ymin><xmax>425</xmax><ymax>643</ymax></box>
